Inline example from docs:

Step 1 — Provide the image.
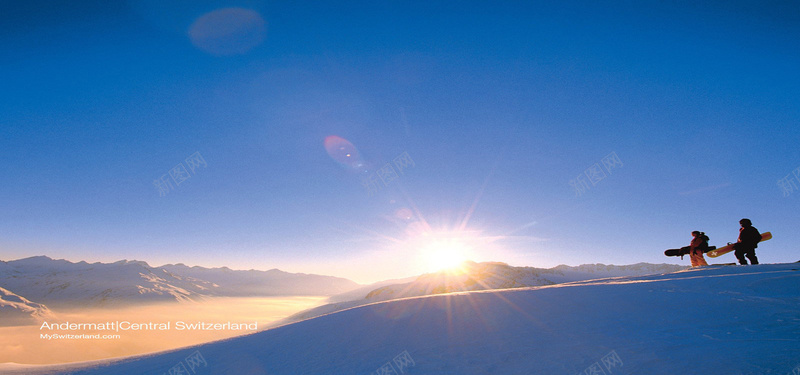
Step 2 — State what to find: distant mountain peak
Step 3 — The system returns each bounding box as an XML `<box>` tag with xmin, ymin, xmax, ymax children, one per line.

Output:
<box><xmin>112</xmin><ymin>259</ymin><xmax>152</xmax><ymax>268</ymax></box>
<box><xmin>15</xmin><ymin>255</ymin><xmax>55</xmax><ymax>263</ymax></box>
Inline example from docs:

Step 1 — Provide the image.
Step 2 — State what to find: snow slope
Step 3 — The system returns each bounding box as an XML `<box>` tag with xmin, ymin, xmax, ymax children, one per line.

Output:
<box><xmin>0</xmin><ymin>287</ymin><xmax>55</xmax><ymax>327</ymax></box>
<box><xmin>7</xmin><ymin>263</ymin><xmax>800</xmax><ymax>374</ymax></box>
<box><xmin>283</xmin><ymin>261</ymin><xmax>687</xmax><ymax>324</ymax></box>
<box><xmin>364</xmin><ymin>261</ymin><xmax>687</xmax><ymax>302</ymax></box>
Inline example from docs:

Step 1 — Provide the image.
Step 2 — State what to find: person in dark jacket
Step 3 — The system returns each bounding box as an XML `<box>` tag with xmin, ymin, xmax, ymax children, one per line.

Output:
<box><xmin>734</xmin><ymin>218</ymin><xmax>760</xmax><ymax>265</ymax></box>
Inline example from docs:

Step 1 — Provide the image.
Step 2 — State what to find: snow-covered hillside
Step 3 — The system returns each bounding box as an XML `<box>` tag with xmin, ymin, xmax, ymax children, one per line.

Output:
<box><xmin>0</xmin><ymin>287</ymin><xmax>55</xmax><ymax>327</ymax></box>
<box><xmin>283</xmin><ymin>261</ymin><xmax>687</xmax><ymax>324</ymax></box>
<box><xmin>365</xmin><ymin>261</ymin><xmax>686</xmax><ymax>302</ymax></box>
<box><xmin>325</xmin><ymin>276</ymin><xmax>418</xmax><ymax>304</ymax></box>
<box><xmin>548</xmin><ymin>262</ymin><xmax>689</xmax><ymax>282</ymax></box>
<box><xmin>9</xmin><ymin>263</ymin><xmax>799</xmax><ymax>374</ymax></box>
<box><xmin>0</xmin><ymin>256</ymin><xmax>359</xmax><ymax>308</ymax></box>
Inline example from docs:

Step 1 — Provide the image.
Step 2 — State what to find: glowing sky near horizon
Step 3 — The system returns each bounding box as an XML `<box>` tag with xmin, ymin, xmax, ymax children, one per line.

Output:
<box><xmin>1</xmin><ymin>1</ymin><xmax>799</xmax><ymax>284</ymax></box>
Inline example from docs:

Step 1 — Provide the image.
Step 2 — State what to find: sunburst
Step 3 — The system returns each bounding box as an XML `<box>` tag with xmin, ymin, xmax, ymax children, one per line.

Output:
<box><xmin>422</xmin><ymin>239</ymin><xmax>469</xmax><ymax>274</ymax></box>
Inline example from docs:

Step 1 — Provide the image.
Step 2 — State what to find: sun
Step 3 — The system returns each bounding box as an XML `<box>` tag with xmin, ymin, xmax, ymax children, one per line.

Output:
<box><xmin>422</xmin><ymin>240</ymin><xmax>469</xmax><ymax>274</ymax></box>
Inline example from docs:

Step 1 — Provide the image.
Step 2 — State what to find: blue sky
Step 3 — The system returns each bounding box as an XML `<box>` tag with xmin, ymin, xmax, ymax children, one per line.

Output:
<box><xmin>2</xmin><ymin>1</ymin><xmax>799</xmax><ymax>283</ymax></box>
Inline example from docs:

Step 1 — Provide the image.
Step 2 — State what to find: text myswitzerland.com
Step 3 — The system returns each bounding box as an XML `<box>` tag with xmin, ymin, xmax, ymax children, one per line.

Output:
<box><xmin>40</xmin><ymin>333</ymin><xmax>122</xmax><ymax>340</ymax></box>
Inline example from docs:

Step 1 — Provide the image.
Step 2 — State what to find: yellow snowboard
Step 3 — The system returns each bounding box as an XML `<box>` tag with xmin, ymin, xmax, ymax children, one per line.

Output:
<box><xmin>707</xmin><ymin>232</ymin><xmax>772</xmax><ymax>258</ymax></box>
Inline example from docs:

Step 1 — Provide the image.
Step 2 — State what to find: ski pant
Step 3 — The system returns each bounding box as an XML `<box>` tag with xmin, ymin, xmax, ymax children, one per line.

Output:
<box><xmin>733</xmin><ymin>243</ymin><xmax>758</xmax><ymax>265</ymax></box>
<box><xmin>690</xmin><ymin>250</ymin><xmax>708</xmax><ymax>267</ymax></box>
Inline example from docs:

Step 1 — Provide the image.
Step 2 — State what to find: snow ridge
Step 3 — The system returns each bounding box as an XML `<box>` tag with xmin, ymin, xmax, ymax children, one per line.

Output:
<box><xmin>0</xmin><ymin>287</ymin><xmax>55</xmax><ymax>327</ymax></box>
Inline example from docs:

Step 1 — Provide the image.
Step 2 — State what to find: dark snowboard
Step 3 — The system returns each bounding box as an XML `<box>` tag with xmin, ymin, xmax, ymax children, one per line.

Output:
<box><xmin>664</xmin><ymin>245</ymin><xmax>716</xmax><ymax>257</ymax></box>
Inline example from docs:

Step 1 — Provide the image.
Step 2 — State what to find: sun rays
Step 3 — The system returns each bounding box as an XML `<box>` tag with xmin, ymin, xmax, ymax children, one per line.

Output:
<box><xmin>421</xmin><ymin>239</ymin><xmax>469</xmax><ymax>274</ymax></box>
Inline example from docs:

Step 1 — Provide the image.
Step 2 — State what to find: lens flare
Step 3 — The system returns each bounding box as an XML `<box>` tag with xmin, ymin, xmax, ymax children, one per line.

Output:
<box><xmin>395</xmin><ymin>208</ymin><xmax>414</xmax><ymax>221</ymax></box>
<box><xmin>324</xmin><ymin>135</ymin><xmax>366</xmax><ymax>171</ymax></box>
<box><xmin>188</xmin><ymin>8</ymin><xmax>267</xmax><ymax>56</ymax></box>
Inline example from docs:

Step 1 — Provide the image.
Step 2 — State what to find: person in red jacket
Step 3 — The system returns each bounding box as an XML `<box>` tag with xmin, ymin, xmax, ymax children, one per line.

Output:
<box><xmin>734</xmin><ymin>218</ymin><xmax>761</xmax><ymax>265</ymax></box>
<box><xmin>689</xmin><ymin>231</ymin><xmax>709</xmax><ymax>267</ymax></box>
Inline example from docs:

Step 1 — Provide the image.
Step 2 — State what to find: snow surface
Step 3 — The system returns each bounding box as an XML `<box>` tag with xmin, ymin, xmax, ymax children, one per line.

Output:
<box><xmin>6</xmin><ymin>263</ymin><xmax>800</xmax><ymax>374</ymax></box>
<box><xmin>282</xmin><ymin>261</ymin><xmax>687</xmax><ymax>325</ymax></box>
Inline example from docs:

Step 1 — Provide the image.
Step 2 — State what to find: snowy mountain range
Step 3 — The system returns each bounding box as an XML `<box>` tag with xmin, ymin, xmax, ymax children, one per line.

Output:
<box><xmin>8</xmin><ymin>263</ymin><xmax>798</xmax><ymax>374</ymax></box>
<box><xmin>0</xmin><ymin>256</ymin><xmax>359</xmax><ymax>313</ymax></box>
<box><xmin>282</xmin><ymin>261</ymin><xmax>687</xmax><ymax>324</ymax></box>
<box><xmin>159</xmin><ymin>263</ymin><xmax>358</xmax><ymax>297</ymax></box>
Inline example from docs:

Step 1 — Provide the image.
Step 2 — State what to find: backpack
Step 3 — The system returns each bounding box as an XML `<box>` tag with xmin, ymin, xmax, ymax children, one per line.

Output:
<box><xmin>698</xmin><ymin>232</ymin><xmax>710</xmax><ymax>250</ymax></box>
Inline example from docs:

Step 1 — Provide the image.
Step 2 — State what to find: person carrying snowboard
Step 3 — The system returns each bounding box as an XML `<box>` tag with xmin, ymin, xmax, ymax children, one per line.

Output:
<box><xmin>689</xmin><ymin>231</ymin><xmax>709</xmax><ymax>267</ymax></box>
<box><xmin>734</xmin><ymin>218</ymin><xmax>760</xmax><ymax>265</ymax></box>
